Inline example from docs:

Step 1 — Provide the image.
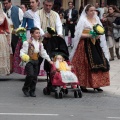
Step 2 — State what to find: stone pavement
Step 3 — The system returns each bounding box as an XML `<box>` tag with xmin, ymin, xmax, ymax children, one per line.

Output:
<box><xmin>103</xmin><ymin>58</ymin><xmax>120</xmax><ymax>96</ymax></box>
<box><xmin>0</xmin><ymin>58</ymin><xmax>120</xmax><ymax>120</ymax></box>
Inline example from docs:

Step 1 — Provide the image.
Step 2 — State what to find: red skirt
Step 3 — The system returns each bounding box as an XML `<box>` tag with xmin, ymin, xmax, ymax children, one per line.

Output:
<box><xmin>72</xmin><ymin>39</ymin><xmax>110</xmax><ymax>88</ymax></box>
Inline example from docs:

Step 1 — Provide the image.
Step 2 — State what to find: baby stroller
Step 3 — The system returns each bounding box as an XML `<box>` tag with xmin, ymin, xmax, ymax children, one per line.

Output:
<box><xmin>43</xmin><ymin>29</ymin><xmax>82</xmax><ymax>99</ymax></box>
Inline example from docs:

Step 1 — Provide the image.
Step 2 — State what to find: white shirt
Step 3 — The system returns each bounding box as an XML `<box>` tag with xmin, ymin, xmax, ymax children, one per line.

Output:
<box><xmin>33</xmin><ymin>10</ymin><xmax>44</xmax><ymax>36</ymax></box>
<box><xmin>6</xmin><ymin>6</ymin><xmax>23</xmax><ymax>26</ymax></box>
<box><xmin>20</xmin><ymin>39</ymin><xmax>51</xmax><ymax>62</ymax></box>
<box><xmin>38</xmin><ymin>10</ymin><xmax>63</xmax><ymax>36</ymax></box>
<box><xmin>69</xmin><ymin>9</ymin><xmax>72</xmax><ymax>19</ymax></box>
<box><xmin>55</xmin><ymin>12</ymin><xmax>63</xmax><ymax>35</ymax></box>
<box><xmin>99</xmin><ymin>8</ymin><xmax>105</xmax><ymax>19</ymax></box>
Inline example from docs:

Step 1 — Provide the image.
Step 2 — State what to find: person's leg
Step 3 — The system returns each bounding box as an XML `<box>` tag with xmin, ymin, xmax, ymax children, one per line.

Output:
<box><xmin>37</xmin><ymin>56</ymin><xmax>43</xmax><ymax>75</ymax></box>
<box><xmin>64</xmin><ymin>24</ymin><xmax>69</xmax><ymax>46</ymax></box>
<box><xmin>11</xmin><ymin>34</ymin><xmax>19</xmax><ymax>55</ymax></box>
<box><xmin>22</xmin><ymin>62</ymin><xmax>34</xmax><ymax>97</ymax></box>
<box><xmin>29</xmin><ymin>60</ymin><xmax>39</xmax><ymax>97</ymax></box>
<box><xmin>69</xmin><ymin>24</ymin><xmax>75</xmax><ymax>47</ymax></box>
<box><xmin>115</xmin><ymin>38</ymin><xmax>120</xmax><ymax>59</ymax></box>
<box><xmin>107</xmin><ymin>36</ymin><xmax>114</xmax><ymax>61</ymax></box>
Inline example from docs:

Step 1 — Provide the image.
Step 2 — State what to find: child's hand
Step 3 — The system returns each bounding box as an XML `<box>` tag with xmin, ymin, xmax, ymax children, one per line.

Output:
<box><xmin>49</xmin><ymin>61</ymin><xmax>53</xmax><ymax>64</ymax></box>
<box><xmin>56</xmin><ymin>68</ymin><xmax>60</xmax><ymax>72</ymax></box>
<box><xmin>44</xmin><ymin>33</ymin><xmax>51</xmax><ymax>38</ymax></box>
<box><xmin>21</xmin><ymin>54</ymin><xmax>30</xmax><ymax>62</ymax></box>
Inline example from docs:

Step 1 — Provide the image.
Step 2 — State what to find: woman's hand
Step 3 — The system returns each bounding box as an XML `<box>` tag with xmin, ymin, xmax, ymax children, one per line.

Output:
<box><xmin>95</xmin><ymin>35</ymin><xmax>100</xmax><ymax>40</ymax></box>
<box><xmin>87</xmin><ymin>34</ymin><xmax>92</xmax><ymax>38</ymax></box>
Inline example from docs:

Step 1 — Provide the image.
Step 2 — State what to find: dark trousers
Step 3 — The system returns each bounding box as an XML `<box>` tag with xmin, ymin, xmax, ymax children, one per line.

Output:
<box><xmin>23</xmin><ymin>60</ymin><xmax>39</xmax><ymax>92</ymax></box>
<box><xmin>11</xmin><ymin>34</ymin><xmax>19</xmax><ymax>55</ymax></box>
<box><xmin>65</xmin><ymin>24</ymin><xmax>76</xmax><ymax>38</ymax></box>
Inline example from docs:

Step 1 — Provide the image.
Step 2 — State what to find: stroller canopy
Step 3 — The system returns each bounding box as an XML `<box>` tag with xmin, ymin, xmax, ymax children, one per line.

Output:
<box><xmin>45</xmin><ymin>36</ymin><xmax>69</xmax><ymax>60</ymax></box>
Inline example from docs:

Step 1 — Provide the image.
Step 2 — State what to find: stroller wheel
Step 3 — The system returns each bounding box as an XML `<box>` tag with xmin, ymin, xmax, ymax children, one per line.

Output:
<box><xmin>43</xmin><ymin>87</ymin><xmax>51</xmax><ymax>95</ymax></box>
<box><xmin>55</xmin><ymin>91</ymin><xmax>59</xmax><ymax>99</ymax></box>
<box><xmin>59</xmin><ymin>92</ymin><xmax>63</xmax><ymax>99</ymax></box>
<box><xmin>78</xmin><ymin>90</ymin><xmax>82</xmax><ymax>98</ymax></box>
<box><xmin>74</xmin><ymin>90</ymin><xmax>78</xmax><ymax>98</ymax></box>
<box><xmin>65</xmin><ymin>89</ymin><xmax>68</xmax><ymax>94</ymax></box>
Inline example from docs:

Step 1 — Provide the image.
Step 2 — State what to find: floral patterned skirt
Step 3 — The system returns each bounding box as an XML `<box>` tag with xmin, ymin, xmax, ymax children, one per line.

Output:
<box><xmin>71</xmin><ymin>39</ymin><xmax>110</xmax><ymax>88</ymax></box>
<box><xmin>0</xmin><ymin>34</ymin><xmax>10</xmax><ymax>75</ymax></box>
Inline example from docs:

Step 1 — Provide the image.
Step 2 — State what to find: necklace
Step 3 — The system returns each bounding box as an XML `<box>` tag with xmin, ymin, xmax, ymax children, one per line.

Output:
<box><xmin>87</xmin><ymin>17</ymin><xmax>96</xmax><ymax>25</ymax></box>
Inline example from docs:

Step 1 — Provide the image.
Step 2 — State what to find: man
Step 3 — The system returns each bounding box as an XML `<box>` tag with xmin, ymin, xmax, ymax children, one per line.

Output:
<box><xmin>38</xmin><ymin>0</ymin><xmax>62</xmax><ymax>37</ymax></box>
<box><xmin>99</xmin><ymin>2</ymin><xmax>108</xmax><ymax>19</ymax></box>
<box><xmin>37</xmin><ymin>0</ymin><xmax>63</xmax><ymax>74</ymax></box>
<box><xmin>64</xmin><ymin>1</ymin><xmax>78</xmax><ymax>47</ymax></box>
<box><xmin>95</xmin><ymin>2</ymin><xmax>100</xmax><ymax>11</ymax></box>
<box><xmin>3</xmin><ymin>0</ymin><xmax>23</xmax><ymax>55</ymax></box>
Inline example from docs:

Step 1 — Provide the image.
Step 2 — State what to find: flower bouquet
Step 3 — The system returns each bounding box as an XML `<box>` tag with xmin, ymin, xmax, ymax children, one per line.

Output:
<box><xmin>16</xmin><ymin>27</ymin><xmax>27</xmax><ymax>42</ymax></box>
<box><xmin>19</xmin><ymin>54</ymin><xmax>30</xmax><ymax>67</ymax></box>
<box><xmin>89</xmin><ymin>24</ymin><xmax>105</xmax><ymax>44</ymax></box>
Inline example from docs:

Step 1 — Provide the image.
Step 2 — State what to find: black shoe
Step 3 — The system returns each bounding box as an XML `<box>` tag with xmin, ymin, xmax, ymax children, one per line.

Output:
<box><xmin>109</xmin><ymin>58</ymin><xmax>114</xmax><ymax>61</ymax></box>
<box><xmin>22</xmin><ymin>88</ymin><xmax>30</xmax><ymax>97</ymax></box>
<box><xmin>29</xmin><ymin>91</ymin><xmax>36</xmax><ymax>97</ymax></box>
<box><xmin>94</xmin><ymin>88</ymin><xmax>103</xmax><ymax>92</ymax></box>
<box><xmin>81</xmin><ymin>87</ymin><xmax>88</xmax><ymax>92</ymax></box>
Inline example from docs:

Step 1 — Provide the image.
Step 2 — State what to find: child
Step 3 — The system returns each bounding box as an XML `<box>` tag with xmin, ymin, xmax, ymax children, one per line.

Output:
<box><xmin>53</xmin><ymin>54</ymin><xmax>78</xmax><ymax>89</ymax></box>
<box><xmin>20</xmin><ymin>27</ymin><xmax>53</xmax><ymax>97</ymax></box>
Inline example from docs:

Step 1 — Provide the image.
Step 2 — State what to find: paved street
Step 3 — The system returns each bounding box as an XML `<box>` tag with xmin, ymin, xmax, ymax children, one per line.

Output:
<box><xmin>0</xmin><ymin>58</ymin><xmax>120</xmax><ymax>120</ymax></box>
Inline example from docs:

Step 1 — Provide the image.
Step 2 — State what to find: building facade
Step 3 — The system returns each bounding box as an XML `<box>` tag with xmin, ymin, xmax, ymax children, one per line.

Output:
<box><xmin>11</xmin><ymin>0</ymin><xmax>120</xmax><ymax>11</ymax></box>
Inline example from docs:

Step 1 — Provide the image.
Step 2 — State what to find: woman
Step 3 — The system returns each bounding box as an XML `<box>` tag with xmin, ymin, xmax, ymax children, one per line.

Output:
<box><xmin>21</xmin><ymin>0</ymin><xmax>44</xmax><ymax>39</ymax></box>
<box><xmin>70</xmin><ymin>4</ymin><xmax>110</xmax><ymax>92</ymax></box>
<box><xmin>105</xmin><ymin>5</ymin><xmax>120</xmax><ymax>60</ymax></box>
<box><xmin>20</xmin><ymin>4</ymin><xmax>28</xmax><ymax>13</ymax></box>
<box><xmin>13</xmin><ymin>0</ymin><xmax>44</xmax><ymax>74</ymax></box>
<box><xmin>0</xmin><ymin>2</ymin><xmax>10</xmax><ymax>75</ymax></box>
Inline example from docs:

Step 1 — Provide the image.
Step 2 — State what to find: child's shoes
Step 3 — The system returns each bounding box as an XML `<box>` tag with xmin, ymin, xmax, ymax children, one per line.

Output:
<box><xmin>72</xmin><ymin>85</ymin><xmax>77</xmax><ymax>89</ymax></box>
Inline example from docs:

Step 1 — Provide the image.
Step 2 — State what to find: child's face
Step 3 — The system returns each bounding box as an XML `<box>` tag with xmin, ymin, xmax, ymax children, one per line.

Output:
<box><xmin>31</xmin><ymin>30</ymin><xmax>40</xmax><ymax>40</ymax></box>
<box><xmin>56</xmin><ymin>55</ymin><xmax>63</xmax><ymax>62</ymax></box>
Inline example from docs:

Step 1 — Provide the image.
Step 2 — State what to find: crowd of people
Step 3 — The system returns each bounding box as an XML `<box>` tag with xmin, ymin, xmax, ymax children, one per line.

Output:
<box><xmin>0</xmin><ymin>0</ymin><xmax>120</xmax><ymax>97</ymax></box>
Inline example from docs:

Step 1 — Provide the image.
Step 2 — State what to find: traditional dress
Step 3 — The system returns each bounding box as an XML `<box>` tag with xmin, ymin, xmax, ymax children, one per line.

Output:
<box><xmin>54</xmin><ymin>60</ymin><xmax>78</xmax><ymax>83</ymax></box>
<box><xmin>70</xmin><ymin>5</ymin><xmax>110</xmax><ymax>88</ymax></box>
<box><xmin>0</xmin><ymin>16</ymin><xmax>10</xmax><ymax>75</ymax></box>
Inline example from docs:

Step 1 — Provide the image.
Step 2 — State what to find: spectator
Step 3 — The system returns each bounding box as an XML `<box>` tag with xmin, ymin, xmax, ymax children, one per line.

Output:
<box><xmin>105</xmin><ymin>5</ymin><xmax>120</xmax><ymax>60</ymax></box>
<box><xmin>99</xmin><ymin>2</ymin><xmax>108</xmax><ymax>19</ymax></box>
<box><xmin>20</xmin><ymin>4</ymin><xmax>28</xmax><ymax>13</ymax></box>
<box><xmin>64</xmin><ymin>1</ymin><xmax>78</xmax><ymax>47</ymax></box>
